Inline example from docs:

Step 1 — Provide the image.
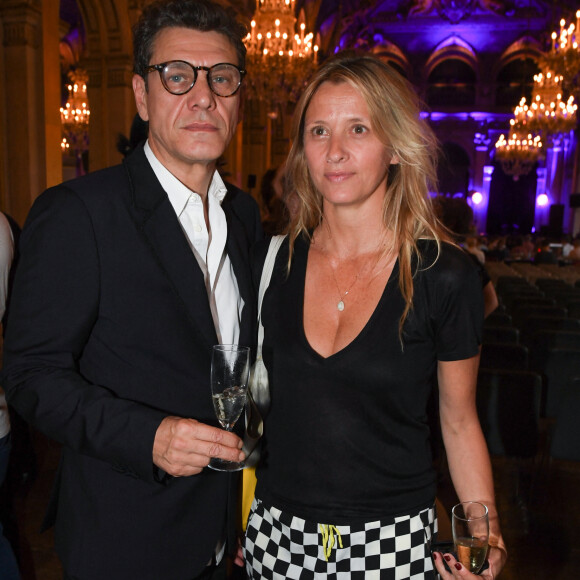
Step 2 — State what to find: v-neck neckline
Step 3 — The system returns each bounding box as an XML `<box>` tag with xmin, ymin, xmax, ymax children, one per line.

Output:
<box><xmin>297</xmin><ymin>236</ymin><xmax>400</xmax><ymax>361</ymax></box>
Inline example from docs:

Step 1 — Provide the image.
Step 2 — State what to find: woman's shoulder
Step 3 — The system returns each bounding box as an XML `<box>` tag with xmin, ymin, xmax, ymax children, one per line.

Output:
<box><xmin>416</xmin><ymin>239</ymin><xmax>479</xmax><ymax>283</ymax></box>
<box><xmin>417</xmin><ymin>238</ymin><xmax>473</xmax><ymax>267</ymax></box>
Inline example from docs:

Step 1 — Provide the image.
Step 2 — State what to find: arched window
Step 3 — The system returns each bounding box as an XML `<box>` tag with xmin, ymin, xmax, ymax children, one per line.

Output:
<box><xmin>385</xmin><ymin>59</ymin><xmax>408</xmax><ymax>79</ymax></box>
<box><xmin>495</xmin><ymin>57</ymin><xmax>540</xmax><ymax>109</ymax></box>
<box><xmin>371</xmin><ymin>43</ymin><xmax>410</xmax><ymax>79</ymax></box>
<box><xmin>427</xmin><ymin>59</ymin><xmax>476</xmax><ymax>107</ymax></box>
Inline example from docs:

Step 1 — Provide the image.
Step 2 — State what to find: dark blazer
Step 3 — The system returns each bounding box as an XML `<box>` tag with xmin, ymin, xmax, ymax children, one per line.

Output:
<box><xmin>1</xmin><ymin>146</ymin><xmax>262</xmax><ymax>579</ymax></box>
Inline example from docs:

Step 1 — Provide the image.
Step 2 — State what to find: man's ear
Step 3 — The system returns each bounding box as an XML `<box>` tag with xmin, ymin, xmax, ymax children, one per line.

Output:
<box><xmin>132</xmin><ymin>74</ymin><xmax>150</xmax><ymax>122</ymax></box>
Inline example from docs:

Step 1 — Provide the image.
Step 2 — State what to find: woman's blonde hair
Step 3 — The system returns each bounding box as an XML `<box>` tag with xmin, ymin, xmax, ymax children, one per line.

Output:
<box><xmin>285</xmin><ymin>51</ymin><xmax>450</xmax><ymax>331</ymax></box>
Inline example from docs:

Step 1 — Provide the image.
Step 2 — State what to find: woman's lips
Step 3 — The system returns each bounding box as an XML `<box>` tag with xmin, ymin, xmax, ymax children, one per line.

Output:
<box><xmin>325</xmin><ymin>171</ymin><xmax>353</xmax><ymax>182</ymax></box>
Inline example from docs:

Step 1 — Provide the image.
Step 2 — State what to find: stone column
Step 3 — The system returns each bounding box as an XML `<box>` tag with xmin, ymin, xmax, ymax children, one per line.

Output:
<box><xmin>84</xmin><ymin>55</ymin><xmax>136</xmax><ymax>172</ymax></box>
<box><xmin>42</xmin><ymin>0</ymin><xmax>62</xmax><ymax>191</ymax></box>
<box><xmin>472</xmin><ymin>132</ymin><xmax>492</xmax><ymax>233</ymax></box>
<box><xmin>0</xmin><ymin>0</ymin><xmax>46</xmax><ymax>225</ymax></box>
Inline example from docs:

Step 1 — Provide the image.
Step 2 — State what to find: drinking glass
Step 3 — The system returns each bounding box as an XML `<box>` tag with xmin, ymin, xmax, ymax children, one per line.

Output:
<box><xmin>452</xmin><ymin>501</ymin><xmax>489</xmax><ymax>574</ymax></box>
<box><xmin>208</xmin><ymin>344</ymin><xmax>250</xmax><ymax>472</ymax></box>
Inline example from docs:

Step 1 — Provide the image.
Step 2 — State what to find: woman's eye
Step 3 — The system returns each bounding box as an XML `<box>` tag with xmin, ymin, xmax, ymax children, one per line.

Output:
<box><xmin>312</xmin><ymin>126</ymin><xmax>327</xmax><ymax>136</ymax></box>
<box><xmin>353</xmin><ymin>124</ymin><xmax>367</xmax><ymax>134</ymax></box>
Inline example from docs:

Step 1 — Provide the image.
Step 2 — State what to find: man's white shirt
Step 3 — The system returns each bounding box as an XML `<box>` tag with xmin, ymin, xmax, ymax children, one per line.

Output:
<box><xmin>144</xmin><ymin>141</ymin><xmax>243</xmax><ymax>345</ymax></box>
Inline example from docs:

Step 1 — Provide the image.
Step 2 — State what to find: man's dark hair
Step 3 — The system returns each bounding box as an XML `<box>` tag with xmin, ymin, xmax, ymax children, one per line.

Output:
<box><xmin>132</xmin><ymin>0</ymin><xmax>247</xmax><ymax>79</ymax></box>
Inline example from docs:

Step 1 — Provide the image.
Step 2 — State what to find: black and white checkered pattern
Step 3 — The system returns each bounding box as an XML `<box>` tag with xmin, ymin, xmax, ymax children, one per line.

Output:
<box><xmin>244</xmin><ymin>499</ymin><xmax>438</xmax><ymax>579</ymax></box>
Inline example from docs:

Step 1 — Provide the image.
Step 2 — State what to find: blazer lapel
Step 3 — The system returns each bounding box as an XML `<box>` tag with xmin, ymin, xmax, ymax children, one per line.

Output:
<box><xmin>123</xmin><ymin>148</ymin><xmax>218</xmax><ymax>348</ymax></box>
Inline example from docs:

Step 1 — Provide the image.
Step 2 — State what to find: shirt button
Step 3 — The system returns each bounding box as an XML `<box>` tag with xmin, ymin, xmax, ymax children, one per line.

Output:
<box><xmin>194</xmin><ymin>224</ymin><xmax>202</xmax><ymax>233</ymax></box>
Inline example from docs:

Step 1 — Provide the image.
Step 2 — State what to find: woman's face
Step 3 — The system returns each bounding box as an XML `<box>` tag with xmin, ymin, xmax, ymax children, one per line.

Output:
<box><xmin>303</xmin><ymin>81</ymin><xmax>398</xmax><ymax>211</ymax></box>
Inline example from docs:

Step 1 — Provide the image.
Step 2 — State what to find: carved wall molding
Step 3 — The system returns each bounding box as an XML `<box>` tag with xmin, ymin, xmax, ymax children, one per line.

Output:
<box><xmin>107</xmin><ymin>58</ymin><xmax>133</xmax><ymax>87</ymax></box>
<box><xmin>0</xmin><ymin>0</ymin><xmax>41</xmax><ymax>10</ymax></box>
<box><xmin>76</xmin><ymin>0</ymin><xmax>132</xmax><ymax>56</ymax></box>
<box><xmin>1</xmin><ymin>2</ymin><xmax>41</xmax><ymax>49</ymax></box>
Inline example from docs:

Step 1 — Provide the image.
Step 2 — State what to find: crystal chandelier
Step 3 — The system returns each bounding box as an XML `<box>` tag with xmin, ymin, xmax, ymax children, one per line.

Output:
<box><xmin>494</xmin><ymin>131</ymin><xmax>543</xmax><ymax>181</ymax></box>
<box><xmin>510</xmin><ymin>72</ymin><xmax>577</xmax><ymax>137</ymax></box>
<box><xmin>541</xmin><ymin>11</ymin><xmax>580</xmax><ymax>95</ymax></box>
<box><xmin>244</xmin><ymin>0</ymin><xmax>319</xmax><ymax>118</ymax></box>
<box><xmin>60</xmin><ymin>69</ymin><xmax>90</xmax><ymax>168</ymax></box>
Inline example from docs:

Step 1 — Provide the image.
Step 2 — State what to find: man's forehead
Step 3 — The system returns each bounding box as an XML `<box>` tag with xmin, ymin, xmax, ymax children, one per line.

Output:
<box><xmin>151</xmin><ymin>27</ymin><xmax>237</xmax><ymax>61</ymax></box>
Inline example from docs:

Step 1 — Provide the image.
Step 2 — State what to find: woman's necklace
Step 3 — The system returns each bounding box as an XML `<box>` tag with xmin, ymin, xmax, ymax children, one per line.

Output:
<box><xmin>322</xmin><ymin>243</ymin><xmax>386</xmax><ymax>312</ymax></box>
<box><xmin>331</xmin><ymin>269</ymin><xmax>358</xmax><ymax>312</ymax></box>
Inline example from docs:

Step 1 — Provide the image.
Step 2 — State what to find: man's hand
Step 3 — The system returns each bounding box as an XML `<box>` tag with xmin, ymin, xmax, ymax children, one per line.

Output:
<box><xmin>153</xmin><ymin>416</ymin><xmax>245</xmax><ymax>476</ymax></box>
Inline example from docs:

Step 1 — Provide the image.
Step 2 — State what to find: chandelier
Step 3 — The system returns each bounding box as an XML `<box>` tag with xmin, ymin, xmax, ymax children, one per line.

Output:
<box><xmin>541</xmin><ymin>11</ymin><xmax>580</xmax><ymax>95</ymax></box>
<box><xmin>244</xmin><ymin>0</ymin><xmax>319</xmax><ymax>118</ymax></box>
<box><xmin>60</xmin><ymin>69</ymin><xmax>90</xmax><ymax>170</ymax></box>
<box><xmin>494</xmin><ymin>131</ymin><xmax>543</xmax><ymax>181</ymax></box>
<box><xmin>510</xmin><ymin>72</ymin><xmax>577</xmax><ymax>138</ymax></box>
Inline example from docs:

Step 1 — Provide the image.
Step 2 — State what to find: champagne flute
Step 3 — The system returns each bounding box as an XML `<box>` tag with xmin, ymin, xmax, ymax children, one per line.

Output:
<box><xmin>208</xmin><ymin>344</ymin><xmax>250</xmax><ymax>472</ymax></box>
<box><xmin>452</xmin><ymin>501</ymin><xmax>490</xmax><ymax>574</ymax></box>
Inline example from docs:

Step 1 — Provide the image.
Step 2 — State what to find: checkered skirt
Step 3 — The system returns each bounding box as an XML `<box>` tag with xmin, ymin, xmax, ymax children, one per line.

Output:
<box><xmin>244</xmin><ymin>498</ymin><xmax>438</xmax><ymax>579</ymax></box>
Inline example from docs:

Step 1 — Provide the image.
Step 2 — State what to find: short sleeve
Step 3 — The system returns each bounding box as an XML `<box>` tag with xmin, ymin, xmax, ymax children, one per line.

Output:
<box><xmin>429</xmin><ymin>243</ymin><xmax>484</xmax><ymax>361</ymax></box>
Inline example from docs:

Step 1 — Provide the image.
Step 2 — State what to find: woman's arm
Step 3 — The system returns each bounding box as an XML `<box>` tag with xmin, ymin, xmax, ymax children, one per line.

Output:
<box><xmin>482</xmin><ymin>281</ymin><xmax>499</xmax><ymax>319</ymax></box>
<box><xmin>435</xmin><ymin>356</ymin><xmax>507</xmax><ymax>579</ymax></box>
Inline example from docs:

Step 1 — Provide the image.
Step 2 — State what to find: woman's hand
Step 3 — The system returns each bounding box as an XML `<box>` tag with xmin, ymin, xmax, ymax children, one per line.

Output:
<box><xmin>234</xmin><ymin>536</ymin><xmax>245</xmax><ymax>567</ymax></box>
<box><xmin>433</xmin><ymin>545</ymin><xmax>507</xmax><ymax>579</ymax></box>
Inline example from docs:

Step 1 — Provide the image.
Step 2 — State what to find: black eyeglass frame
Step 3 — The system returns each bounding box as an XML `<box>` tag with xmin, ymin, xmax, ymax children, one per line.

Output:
<box><xmin>145</xmin><ymin>60</ymin><xmax>246</xmax><ymax>98</ymax></box>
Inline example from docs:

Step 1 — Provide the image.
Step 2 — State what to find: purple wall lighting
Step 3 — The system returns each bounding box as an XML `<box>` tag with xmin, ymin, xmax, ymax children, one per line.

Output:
<box><xmin>537</xmin><ymin>193</ymin><xmax>550</xmax><ymax>207</ymax></box>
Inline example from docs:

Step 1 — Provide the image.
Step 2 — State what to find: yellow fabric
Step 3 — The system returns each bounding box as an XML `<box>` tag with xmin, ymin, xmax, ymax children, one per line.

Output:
<box><xmin>242</xmin><ymin>465</ymin><xmax>258</xmax><ymax>530</ymax></box>
<box><xmin>319</xmin><ymin>524</ymin><xmax>343</xmax><ymax>561</ymax></box>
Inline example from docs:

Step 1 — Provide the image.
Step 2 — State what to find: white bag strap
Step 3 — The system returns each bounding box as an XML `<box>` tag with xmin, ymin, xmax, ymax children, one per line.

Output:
<box><xmin>256</xmin><ymin>235</ymin><xmax>286</xmax><ymax>358</ymax></box>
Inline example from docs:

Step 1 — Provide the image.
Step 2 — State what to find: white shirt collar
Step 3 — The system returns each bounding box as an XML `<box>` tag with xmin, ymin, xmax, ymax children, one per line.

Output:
<box><xmin>143</xmin><ymin>140</ymin><xmax>227</xmax><ymax>215</ymax></box>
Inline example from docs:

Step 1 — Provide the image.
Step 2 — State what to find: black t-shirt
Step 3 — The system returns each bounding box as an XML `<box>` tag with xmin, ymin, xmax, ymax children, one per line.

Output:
<box><xmin>463</xmin><ymin>248</ymin><xmax>491</xmax><ymax>288</ymax></box>
<box><xmin>255</xmin><ymin>236</ymin><xmax>483</xmax><ymax>525</ymax></box>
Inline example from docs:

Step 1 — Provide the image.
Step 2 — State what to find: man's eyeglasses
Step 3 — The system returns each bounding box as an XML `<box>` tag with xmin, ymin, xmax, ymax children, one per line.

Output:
<box><xmin>145</xmin><ymin>60</ymin><xmax>246</xmax><ymax>98</ymax></box>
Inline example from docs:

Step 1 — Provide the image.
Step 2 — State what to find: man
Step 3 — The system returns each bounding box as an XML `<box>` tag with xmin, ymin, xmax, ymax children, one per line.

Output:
<box><xmin>1</xmin><ymin>1</ymin><xmax>261</xmax><ymax>578</ymax></box>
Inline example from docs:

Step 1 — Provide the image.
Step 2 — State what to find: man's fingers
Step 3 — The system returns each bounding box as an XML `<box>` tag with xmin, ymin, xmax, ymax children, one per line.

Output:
<box><xmin>153</xmin><ymin>416</ymin><xmax>244</xmax><ymax>476</ymax></box>
<box><xmin>207</xmin><ymin>441</ymin><xmax>246</xmax><ymax>462</ymax></box>
<box><xmin>185</xmin><ymin>419</ymin><xmax>243</xmax><ymax>449</ymax></box>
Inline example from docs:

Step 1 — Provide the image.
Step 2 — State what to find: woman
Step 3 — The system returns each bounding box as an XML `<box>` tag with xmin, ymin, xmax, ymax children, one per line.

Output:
<box><xmin>244</xmin><ymin>52</ymin><xmax>506</xmax><ymax>579</ymax></box>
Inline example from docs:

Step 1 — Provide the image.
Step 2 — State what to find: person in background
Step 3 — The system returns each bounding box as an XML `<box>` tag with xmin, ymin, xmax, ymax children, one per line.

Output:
<box><xmin>568</xmin><ymin>236</ymin><xmax>580</xmax><ymax>262</ymax></box>
<box><xmin>0</xmin><ymin>1</ymin><xmax>261</xmax><ymax>579</ymax></box>
<box><xmin>243</xmin><ymin>52</ymin><xmax>506</xmax><ymax>579</ymax></box>
<box><xmin>465</xmin><ymin>235</ymin><xmax>485</xmax><ymax>264</ymax></box>
<box><xmin>434</xmin><ymin>197</ymin><xmax>498</xmax><ymax>319</ymax></box>
<box><xmin>486</xmin><ymin>235</ymin><xmax>508</xmax><ymax>261</ymax></box>
<box><xmin>116</xmin><ymin>112</ymin><xmax>149</xmax><ymax>158</ymax></box>
<box><xmin>0</xmin><ymin>211</ymin><xmax>18</xmax><ymax>580</ymax></box>
<box><xmin>534</xmin><ymin>239</ymin><xmax>558</xmax><ymax>265</ymax></box>
<box><xmin>259</xmin><ymin>164</ymin><xmax>288</xmax><ymax>235</ymax></box>
<box><xmin>509</xmin><ymin>234</ymin><xmax>535</xmax><ymax>261</ymax></box>
<box><xmin>561</xmin><ymin>234</ymin><xmax>573</xmax><ymax>259</ymax></box>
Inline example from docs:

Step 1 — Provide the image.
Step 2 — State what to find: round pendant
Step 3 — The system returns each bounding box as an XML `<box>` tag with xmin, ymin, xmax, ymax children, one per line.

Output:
<box><xmin>337</xmin><ymin>300</ymin><xmax>345</xmax><ymax>311</ymax></box>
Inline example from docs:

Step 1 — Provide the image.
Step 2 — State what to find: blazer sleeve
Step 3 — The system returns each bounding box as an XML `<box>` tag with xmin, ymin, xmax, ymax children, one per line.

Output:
<box><xmin>1</xmin><ymin>186</ymin><xmax>166</xmax><ymax>483</ymax></box>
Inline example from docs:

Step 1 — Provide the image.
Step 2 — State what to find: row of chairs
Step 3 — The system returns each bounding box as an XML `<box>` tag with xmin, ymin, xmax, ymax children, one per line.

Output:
<box><xmin>477</xmin><ymin>369</ymin><xmax>580</xmax><ymax>462</ymax></box>
<box><xmin>510</xmin><ymin>262</ymin><xmax>580</xmax><ymax>288</ymax></box>
<box><xmin>480</xmin><ymin>343</ymin><xmax>580</xmax><ymax>418</ymax></box>
<box><xmin>476</xmin><ymin>273</ymin><xmax>580</xmax><ymax>466</ymax></box>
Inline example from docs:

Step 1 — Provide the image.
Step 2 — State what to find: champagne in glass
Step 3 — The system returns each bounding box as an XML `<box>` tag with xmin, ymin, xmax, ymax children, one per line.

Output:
<box><xmin>208</xmin><ymin>344</ymin><xmax>250</xmax><ymax>472</ymax></box>
<box><xmin>452</xmin><ymin>501</ymin><xmax>489</xmax><ymax>574</ymax></box>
